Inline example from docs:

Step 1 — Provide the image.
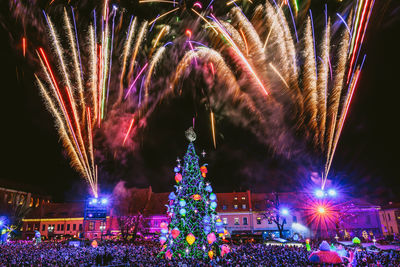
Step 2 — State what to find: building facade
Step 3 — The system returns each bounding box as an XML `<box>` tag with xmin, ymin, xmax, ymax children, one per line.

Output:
<box><xmin>379</xmin><ymin>203</ymin><xmax>400</xmax><ymax>237</ymax></box>
<box><xmin>20</xmin><ymin>190</ymin><xmax>384</xmax><ymax>241</ymax></box>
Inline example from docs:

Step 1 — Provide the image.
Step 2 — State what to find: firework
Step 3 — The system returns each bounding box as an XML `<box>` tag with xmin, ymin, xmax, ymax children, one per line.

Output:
<box><xmin>34</xmin><ymin>3</ymin><xmax>172</xmax><ymax>196</ymax></box>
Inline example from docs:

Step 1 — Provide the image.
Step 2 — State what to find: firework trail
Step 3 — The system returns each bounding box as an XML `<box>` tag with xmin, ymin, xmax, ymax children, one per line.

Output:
<box><xmin>184</xmin><ymin>1</ymin><xmax>373</xmax><ymax>187</ymax></box>
<box><xmin>31</xmin><ymin>2</ymin><xmax>173</xmax><ymax>196</ymax></box>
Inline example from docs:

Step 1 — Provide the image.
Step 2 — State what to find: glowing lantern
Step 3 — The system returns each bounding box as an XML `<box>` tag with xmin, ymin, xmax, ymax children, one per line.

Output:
<box><xmin>208</xmin><ymin>250</ymin><xmax>214</xmax><ymax>259</ymax></box>
<box><xmin>200</xmin><ymin>166</ymin><xmax>208</xmax><ymax>177</ymax></box>
<box><xmin>192</xmin><ymin>194</ymin><xmax>202</xmax><ymax>201</ymax></box>
<box><xmin>160</xmin><ymin>236</ymin><xmax>167</xmax><ymax>244</ymax></box>
<box><xmin>207</xmin><ymin>232</ymin><xmax>216</xmax><ymax>244</ymax></box>
<box><xmin>179</xmin><ymin>199</ymin><xmax>186</xmax><ymax>207</ymax></box>
<box><xmin>175</xmin><ymin>173</ymin><xmax>182</xmax><ymax>183</ymax></box>
<box><xmin>91</xmin><ymin>240</ymin><xmax>98</xmax><ymax>248</ymax></box>
<box><xmin>186</xmin><ymin>233</ymin><xmax>195</xmax><ymax>245</ymax></box>
<box><xmin>165</xmin><ymin>250</ymin><xmax>172</xmax><ymax>260</ymax></box>
<box><xmin>171</xmin><ymin>228</ymin><xmax>180</xmax><ymax>239</ymax></box>
<box><xmin>179</xmin><ymin>208</ymin><xmax>186</xmax><ymax>216</ymax></box>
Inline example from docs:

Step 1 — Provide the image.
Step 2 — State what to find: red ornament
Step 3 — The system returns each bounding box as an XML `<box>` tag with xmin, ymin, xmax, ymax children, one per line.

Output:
<box><xmin>175</xmin><ymin>173</ymin><xmax>182</xmax><ymax>183</ymax></box>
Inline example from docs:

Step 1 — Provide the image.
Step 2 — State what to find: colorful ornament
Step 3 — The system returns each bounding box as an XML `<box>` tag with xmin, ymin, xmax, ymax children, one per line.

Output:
<box><xmin>165</xmin><ymin>250</ymin><xmax>172</xmax><ymax>260</ymax></box>
<box><xmin>160</xmin><ymin>222</ymin><xmax>168</xmax><ymax>229</ymax></box>
<box><xmin>160</xmin><ymin>236</ymin><xmax>167</xmax><ymax>244</ymax></box>
<box><xmin>179</xmin><ymin>208</ymin><xmax>186</xmax><ymax>216</ymax></box>
<box><xmin>352</xmin><ymin>237</ymin><xmax>361</xmax><ymax>244</ymax></box>
<box><xmin>220</xmin><ymin>244</ymin><xmax>230</xmax><ymax>257</ymax></box>
<box><xmin>161</xmin><ymin>228</ymin><xmax>168</xmax><ymax>234</ymax></box>
<box><xmin>208</xmin><ymin>250</ymin><xmax>214</xmax><ymax>259</ymax></box>
<box><xmin>186</xmin><ymin>233</ymin><xmax>195</xmax><ymax>245</ymax></box>
<box><xmin>203</xmin><ymin>216</ymin><xmax>210</xmax><ymax>224</ymax></box>
<box><xmin>171</xmin><ymin>228</ymin><xmax>180</xmax><ymax>239</ymax></box>
<box><xmin>216</xmin><ymin>219</ymin><xmax>223</xmax><ymax>227</ymax></box>
<box><xmin>168</xmin><ymin>192</ymin><xmax>176</xmax><ymax>200</ymax></box>
<box><xmin>209</xmin><ymin>193</ymin><xmax>216</xmax><ymax>201</ymax></box>
<box><xmin>210</xmin><ymin>201</ymin><xmax>217</xmax><ymax>209</ymax></box>
<box><xmin>192</xmin><ymin>194</ymin><xmax>202</xmax><ymax>201</ymax></box>
<box><xmin>207</xmin><ymin>232</ymin><xmax>216</xmax><ymax>244</ymax></box>
<box><xmin>179</xmin><ymin>199</ymin><xmax>186</xmax><ymax>207</ymax></box>
<box><xmin>175</xmin><ymin>173</ymin><xmax>182</xmax><ymax>183</ymax></box>
<box><xmin>205</xmin><ymin>185</ymin><xmax>213</xmax><ymax>192</ymax></box>
<box><xmin>204</xmin><ymin>225</ymin><xmax>211</xmax><ymax>234</ymax></box>
<box><xmin>174</xmin><ymin>166</ymin><xmax>180</xmax><ymax>173</ymax></box>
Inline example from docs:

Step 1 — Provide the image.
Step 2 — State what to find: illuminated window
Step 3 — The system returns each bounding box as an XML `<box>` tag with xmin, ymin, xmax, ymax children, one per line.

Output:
<box><xmin>223</xmin><ymin>218</ymin><xmax>228</xmax><ymax>225</ymax></box>
<box><xmin>241</xmin><ymin>197</ymin><xmax>246</xmax><ymax>200</ymax></box>
<box><xmin>257</xmin><ymin>217</ymin><xmax>262</xmax><ymax>224</ymax></box>
<box><xmin>234</xmin><ymin>205</ymin><xmax>238</xmax><ymax>209</ymax></box>
<box><xmin>234</xmin><ymin>218</ymin><xmax>239</xmax><ymax>225</ymax></box>
<box><xmin>234</xmin><ymin>197</ymin><xmax>238</xmax><ymax>201</ymax></box>
<box><xmin>242</xmin><ymin>204</ymin><xmax>246</xmax><ymax>209</ymax></box>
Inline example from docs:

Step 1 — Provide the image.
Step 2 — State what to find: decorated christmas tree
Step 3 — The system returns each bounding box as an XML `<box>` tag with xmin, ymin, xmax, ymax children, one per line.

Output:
<box><xmin>159</xmin><ymin>127</ymin><xmax>228</xmax><ymax>260</ymax></box>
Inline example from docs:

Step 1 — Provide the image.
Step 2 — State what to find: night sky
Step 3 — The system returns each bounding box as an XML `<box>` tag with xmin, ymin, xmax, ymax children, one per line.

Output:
<box><xmin>0</xmin><ymin>0</ymin><xmax>399</xmax><ymax>203</ymax></box>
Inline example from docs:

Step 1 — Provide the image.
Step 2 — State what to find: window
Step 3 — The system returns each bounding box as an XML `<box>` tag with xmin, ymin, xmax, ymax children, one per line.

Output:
<box><xmin>42</xmin><ymin>224</ymin><xmax>46</xmax><ymax>231</ymax></box>
<box><xmin>88</xmin><ymin>222</ymin><xmax>94</xmax><ymax>231</ymax></box>
<box><xmin>73</xmin><ymin>224</ymin><xmax>77</xmax><ymax>231</ymax></box>
<box><xmin>257</xmin><ymin>217</ymin><xmax>262</xmax><ymax>224</ymax></box>
<box><xmin>57</xmin><ymin>224</ymin><xmax>60</xmax><ymax>231</ymax></box>
<box><xmin>242</xmin><ymin>204</ymin><xmax>246</xmax><ymax>209</ymax></box>
<box><xmin>79</xmin><ymin>224</ymin><xmax>83</xmax><ymax>231</ymax></box>
<box><xmin>243</xmin><ymin>217</ymin><xmax>248</xmax><ymax>225</ymax></box>
<box><xmin>222</xmin><ymin>205</ymin><xmax>227</xmax><ymax>210</ymax></box>
<box><xmin>234</xmin><ymin>218</ymin><xmax>239</xmax><ymax>225</ymax></box>
<box><xmin>234</xmin><ymin>197</ymin><xmax>238</xmax><ymax>201</ymax></box>
<box><xmin>241</xmin><ymin>196</ymin><xmax>246</xmax><ymax>200</ymax></box>
<box><xmin>67</xmin><ymin>224</ymin><xmax>70</xmax><ymax>231</ymax></box>
<box><xmin>391</xmin><ymin>226</ymin><xmax>394</xmax><ymax>233</ymax></box>
<box><xmin>223</xmin><ymin>218</ymin><xmax>228</xmax><ymax>225</ymax></box>
<box><xmin>293</xmin><ymin>216</ymin><xmax>297</xmax><ymax>223</ymax></box>
<box><xmin>388</xmin><ymin>213</ymin><xmax>391</xmax><ymax>221</ymax></box>
<box><xmin>234</xmin><ymin>205</ymin><xmax>238</xmax><ymax>209</ymax></box>
<box><xmin>61</xmin><ymin>224</ymin><xmax>64</xmax><ymax>231</ymax></box>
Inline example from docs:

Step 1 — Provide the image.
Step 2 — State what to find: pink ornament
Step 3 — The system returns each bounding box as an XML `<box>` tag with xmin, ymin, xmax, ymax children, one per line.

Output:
<box><xmin>220</xmin><ymin>244</ymin><xmax>230</xmax><ymax>257</ymax></box>
<box><xmin>160</xmin><ymin>222</ymin><xmax>168</xmax><ymax>229</ymax></box>
<box><xmin>171</xmin><ymin>228</ymin><xmax>180</xmax><ymax>239</ymax></box>
<box><xmin>175</xmin><ymin>173</ymin><xmax>182</xmax><ymax>183</ymax></box>
<box><xmin>207</xmin><ymin>232</ymin><xmax>216</xmax><ymax>244</ymax></box>
<box><xmin>165</xmin><ymin>250</ymin><xmax>172</xmax><ymax>260</ymax></box>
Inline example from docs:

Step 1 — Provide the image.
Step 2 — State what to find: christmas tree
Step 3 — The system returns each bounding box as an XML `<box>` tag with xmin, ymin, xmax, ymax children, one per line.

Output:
<box><xmin>159</xmin><ymin>127</ymin><xmax>226</xmax><ymax>260</ymax></box>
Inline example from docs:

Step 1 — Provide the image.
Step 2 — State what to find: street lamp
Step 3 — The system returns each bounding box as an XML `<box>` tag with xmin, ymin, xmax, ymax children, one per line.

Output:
<box><xmin>372</xmin><ymin>236</ymin><xmax>376</xmax><ymax>246</ymax></box>
<box><xmin>335</xmin><ymin>234</ymin><xmax>339</xmax><ymax>242</ymax></box>
<box><xmin>100</xmin><ymin>224</ymin><xmax>106</xmax><ymax>240</ymax></box>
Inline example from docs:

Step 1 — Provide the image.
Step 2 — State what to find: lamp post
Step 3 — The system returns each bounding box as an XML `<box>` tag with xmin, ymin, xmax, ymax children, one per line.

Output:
<box><xmin>335</xmin><ymin>234</ymin><xmax>339</xmax><ymax>242</ymax></box>
<box><xmin>372</xmin><ymin>236</ymin><xmax>376</xmax><ymax>246</ymax></box>
<box><xmin>100</xmin><ymin>224</ymin><xmax>106</xmax><ymax>241</ymax></box>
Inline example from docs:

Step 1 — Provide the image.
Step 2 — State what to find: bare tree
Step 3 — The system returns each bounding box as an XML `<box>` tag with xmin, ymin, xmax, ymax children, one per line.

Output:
<box><xmin>259</xmin><ymin>193</ymin><xmax>287</xmax><ymax>238</ymax></box>
<box><xmin>112</xmin><ymin>182</ymin><xmax>152</xmax><ymax>241</ymax></box>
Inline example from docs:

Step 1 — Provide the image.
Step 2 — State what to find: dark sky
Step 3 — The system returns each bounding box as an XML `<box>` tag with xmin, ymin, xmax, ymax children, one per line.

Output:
<box><xmin>0</xmin><ymin>0</ymin><xmax>399</xmax><ymax>203</ymax></box>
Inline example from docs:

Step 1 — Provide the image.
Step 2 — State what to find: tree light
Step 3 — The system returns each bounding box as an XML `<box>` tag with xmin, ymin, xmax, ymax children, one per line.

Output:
<box><xmin>317</xmin><ymin>206</ymin><xmax>325</xmax><ymax>214</ymax></box>
<box><xmin>328</xmin><ymin>189</ymin><xmax>337</xmax><ymax>197</ymax></box>
<box><xmin>281</xmin><ymin>208</ymin><xmax>289</xmax><ymax>216</ymax></box>
<box><xmin>315</xmin><ymin>189</ymin><xmax>325</xmax><ymax>198</ymax></box>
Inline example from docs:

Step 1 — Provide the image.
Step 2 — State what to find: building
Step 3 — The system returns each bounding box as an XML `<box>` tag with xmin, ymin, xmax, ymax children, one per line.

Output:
<box><xmin>379</xmin><ymin>202</ymin><xmax>400</xmax><ymax>237</ymax></box>
<box><xmin>216</xmin><ymin>191</ymin><xmax>253</xmax><ymax>235</ymax></box>
<box><xmin>19</xmin><ymin>188</ymin><xmax>384</xmax><ymax>241</ymax></box>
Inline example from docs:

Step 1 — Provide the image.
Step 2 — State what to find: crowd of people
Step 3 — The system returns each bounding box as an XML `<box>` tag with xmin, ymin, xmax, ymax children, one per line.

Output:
<box><xmin>0</xmin><ymin>241</ymin><xmax>399</xmax><ymax>266</ymax></box>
